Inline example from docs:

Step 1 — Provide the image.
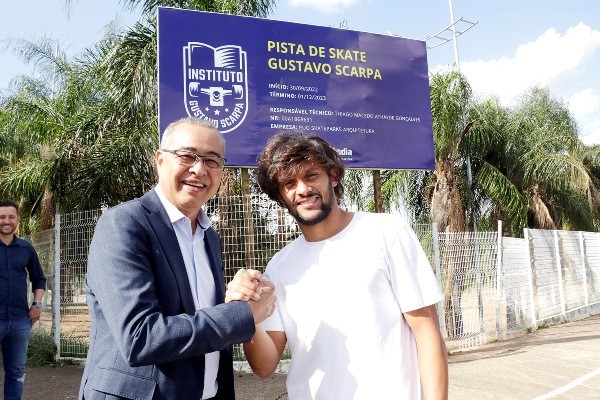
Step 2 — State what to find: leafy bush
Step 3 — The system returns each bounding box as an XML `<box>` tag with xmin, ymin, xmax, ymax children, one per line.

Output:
<box><xmin>28</xmin><ymin>328</ymin><xmax>56</xmax><ymax>365</ymax></box>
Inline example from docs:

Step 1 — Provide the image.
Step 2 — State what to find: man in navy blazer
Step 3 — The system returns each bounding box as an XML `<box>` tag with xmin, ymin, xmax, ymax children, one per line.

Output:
<box><xmin>79</xmin><ymin>118</ymin><xmax>275</xmax><ymax>400</ymax></box>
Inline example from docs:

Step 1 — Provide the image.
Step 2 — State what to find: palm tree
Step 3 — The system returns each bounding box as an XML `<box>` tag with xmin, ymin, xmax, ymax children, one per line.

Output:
<box><xmin>1</xmin><ymin>0</ymin><xmax>278</xmax><ymax>230</ymax></box>
<box><xmin>464</xmin><ymin>97</ymin><xmax>528</xmax><ymax>236</ymax></box>
<box><xmin>97</xmin><ymin>0</ymin><xmax>276</xmax><ymax>132</ymax></box>
<box><xmin>0</xmin><ymin>32</ymin><xmax>158</xmax><ymax>222</ymax></box>
<box><xmin>505</xmin><ymin>87</ymin><xmax>600</xmax><ymax>231</ymax></box>
<box><xmin>0</xmin><ymin>37</ymin><xmax>68</xmax><ymax>232</ymax></box>
<box><xmin>464</xmin><ymin>87</ymin><xmax>600</xmax><ymax>234</ymax></box>
<box><xmin>428</xmin><ymin>69</ymin><xmax>478</xmax><ymax>233</ymax></box>
<box><xmin>349</xmin><ymin>71</ymin><xmax>600</xmax><ymax>235</ymax></box>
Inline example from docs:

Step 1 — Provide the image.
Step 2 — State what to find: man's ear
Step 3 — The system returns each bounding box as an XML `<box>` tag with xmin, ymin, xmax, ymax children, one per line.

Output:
<box><xmin>155</xmin><ymin>150</ymin><xmax>164</xmax><ymax>167</ymax></box>
<box><xmin>330</xmin><ymin>168</ymin><xmax>340</xmax><ymax>187</ymax></box>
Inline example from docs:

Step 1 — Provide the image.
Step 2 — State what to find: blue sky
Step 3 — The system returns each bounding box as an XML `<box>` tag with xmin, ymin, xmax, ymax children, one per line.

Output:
<box><xmin>2</xmin><ymin>0</ymin><xmax>599</xmax><ymax>144</ymax></box>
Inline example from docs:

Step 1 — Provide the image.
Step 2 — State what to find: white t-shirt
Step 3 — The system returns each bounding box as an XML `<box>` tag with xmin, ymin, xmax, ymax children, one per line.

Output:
<box><xmin>262</xmin><ymin>212</ymin><xmax>442</xmax><ymax>400</ymax></box>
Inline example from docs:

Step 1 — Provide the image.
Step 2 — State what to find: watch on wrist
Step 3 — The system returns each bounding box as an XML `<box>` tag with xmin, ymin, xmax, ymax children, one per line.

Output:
<box><xmin>32</xmin><ymin>301</ymin><xmax>43</xmax><ymax>308</ymax></box>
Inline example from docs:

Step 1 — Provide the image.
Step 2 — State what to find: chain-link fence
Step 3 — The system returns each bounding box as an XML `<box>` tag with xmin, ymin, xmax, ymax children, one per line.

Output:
<box><xmin>37</xmin><ymin>195</ymin><xmax>600</xmax><ymax>361</ymax></box>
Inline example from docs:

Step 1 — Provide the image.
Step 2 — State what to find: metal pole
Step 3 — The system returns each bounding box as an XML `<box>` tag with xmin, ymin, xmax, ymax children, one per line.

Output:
<box><xmin>475</xmin><ymin>231</ymin><xmax>484</xmax><ymax>334</ymax></box>
<box><xmin>53</xmin><ymin>207</ymin><xmax>61</xmax><ymax>359</ymax></box>
<box><xmin>432</xmin><ymin>223</ymin><xmax>446</xmax><ymax>339</ymax></box>
<box><xmin>579</xmin><ymin>231</ymin><xmax>589</xmax><ymax>306</ymax></box>
<box><xmin>524</xmin><ymin>229</ymin><xmax>537</xmax><ymax>330</ymax></box>
<box><xmin>448</xmin><ymin>0</ymin><xmax>461</xmax><ymax>69</ymax></box>
<box><xmin>495</xmin><ymin>220</ymin><xmax>503</xmax><ymax>333</ymax></box>
<box><xmin>241</xmin><ymin>168</ymin><xmax>256</xmax><ymax>269</ymax></box>
<box><xmin>553</xmin><ymin>230</ymin><xmax>566</xmax><ymax>317</ymax></box>
<box><xmin>448</xmin><ymin>0</ymin><xmax>475</xmax><ymax>232</ymax></box>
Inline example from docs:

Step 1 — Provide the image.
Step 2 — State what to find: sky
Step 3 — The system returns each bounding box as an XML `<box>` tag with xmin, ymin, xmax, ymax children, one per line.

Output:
<box><xmin>1</xmin><ymin>0</ymin><xmax>599</xmax><ymax>145</ymax></box>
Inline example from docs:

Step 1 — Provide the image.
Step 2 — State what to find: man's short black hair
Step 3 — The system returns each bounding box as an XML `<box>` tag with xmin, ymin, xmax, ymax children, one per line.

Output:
<box><xmin>0</xmin><ymin>199</ymin><xmax>19</xmax><ymax>212</ymax></box>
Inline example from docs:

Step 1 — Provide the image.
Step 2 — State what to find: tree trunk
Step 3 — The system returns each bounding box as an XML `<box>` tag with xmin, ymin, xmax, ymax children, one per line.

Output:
<box><xmin>431</xmin><ymin>160</ymin><xmax>467</xmax><ymax>338</ymax></box>
<box><xmin>431</xmin><ymin>160</ymin><xmax>466</xmax><ymax>232</ymax></box>
<box><xmin>219</xmin><ymin>168</ymin><xmax>241</xmax><ymax>279</ymax></box>
<box><xmin>40</xmin><ymin>184</ymin><xmax>55</xmax><ymax>231</ymax></box>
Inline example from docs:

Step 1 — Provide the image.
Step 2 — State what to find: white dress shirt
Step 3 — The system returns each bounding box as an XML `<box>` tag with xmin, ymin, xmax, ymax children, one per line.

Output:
<box><xmin>155</xmin><ymin>186</ymin><xmax>219</xmax><ymax>399</ymax></box>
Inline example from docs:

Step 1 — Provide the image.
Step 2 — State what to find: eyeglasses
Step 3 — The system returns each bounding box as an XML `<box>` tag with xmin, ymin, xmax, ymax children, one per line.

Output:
<box><xmin>161</xmin><ymin>149</ymin><xmax>226</xmax><ymax>170</ymax></box>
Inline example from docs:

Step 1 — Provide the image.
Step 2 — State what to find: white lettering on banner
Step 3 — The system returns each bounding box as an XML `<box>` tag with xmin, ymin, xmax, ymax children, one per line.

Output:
<box><xmin>187</xmin><ymin>69</ymin><xmax>244</xmax><ymax>82</ymax></box>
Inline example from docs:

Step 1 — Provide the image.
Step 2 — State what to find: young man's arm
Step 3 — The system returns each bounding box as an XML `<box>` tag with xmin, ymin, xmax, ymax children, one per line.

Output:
<box><xmin>404</xmin><ymin>304</ymin><xmax>448</xmax><ymax>400</ymax></box>
<box><xmin>226</xmin><ymin>268</ymin><xmax>287</xmax><ymax>378</ymax></box>
<box><xmin>243</xmin><ymin>327</ymin><xmax>287</xmax><ymax>378</ymax></box>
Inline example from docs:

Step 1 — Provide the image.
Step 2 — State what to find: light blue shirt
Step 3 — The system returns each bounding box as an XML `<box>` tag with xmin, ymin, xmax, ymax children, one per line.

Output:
<box><xmin>155</xmin><ymin>186</ymin><xmax>219</xmax><ymax>399</ymax></box>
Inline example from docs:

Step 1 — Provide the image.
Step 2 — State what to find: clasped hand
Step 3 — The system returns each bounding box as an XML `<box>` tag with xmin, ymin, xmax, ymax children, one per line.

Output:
<box><xmin>226</xmin><ymin>269</ymin><xmax>277</xmax><ymax>324</ymax></box>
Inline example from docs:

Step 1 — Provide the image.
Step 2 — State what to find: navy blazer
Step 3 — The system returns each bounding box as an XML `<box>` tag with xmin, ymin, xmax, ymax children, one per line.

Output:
<box><xmin>79</xmin><ymin>189</ymin><xmax>255</xmax><ymax>400</ymax></box>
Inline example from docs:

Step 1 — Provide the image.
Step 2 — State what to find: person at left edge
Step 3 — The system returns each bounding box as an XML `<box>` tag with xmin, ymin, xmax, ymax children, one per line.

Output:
<box><xmin>0</xmin><ymin>198</ymin><xmax>47</xmax><ymax>400</ymax></box>
<box><xmin>79</xmin><ymin>117</ymin><xmax>275</xmax><ymax>400</ymax></box>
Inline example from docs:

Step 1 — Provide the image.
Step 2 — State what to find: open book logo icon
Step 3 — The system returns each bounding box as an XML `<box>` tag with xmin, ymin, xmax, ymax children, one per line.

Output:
<box><xmin>183</xmin><ymin>42</ymin><xmax>249</xmax><ymax>133</ymax></box>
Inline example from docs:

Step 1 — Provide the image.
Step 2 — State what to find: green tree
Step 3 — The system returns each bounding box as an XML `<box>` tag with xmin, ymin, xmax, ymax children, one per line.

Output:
<box><xmin>346</xmin><ymin>70</ymin><xmax>600</xmax><ymax>235</ymax></box>
<box><xmin>1</xmin><ymin>0</ymin><xmax>277</xmax><ymax>231</ymax></box>
<box><xmin>504</xmin><ymin>87</ymin><xmax>600</xmax><ymax>231</ymax></box>
<box><xmin>97</xmin><ymin>0</ymin><xmax>275</xmax><ymax>131</ymax></box>
<box><xmin>428</xmin><ymin>69</ymin><xmax>474</xmax><ymax>232</ymax></box>
<box><xmin>0</xmin><ymin>33</ymin><xmax>157</xmax><ymax>229</ymax></box>
<box><xmin>464</xmin><ymin>86</ymin><xmax>600</xmax><ymax>234</ymax></box>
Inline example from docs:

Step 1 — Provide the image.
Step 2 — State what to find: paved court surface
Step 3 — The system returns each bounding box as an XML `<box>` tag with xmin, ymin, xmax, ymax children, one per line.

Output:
<box><xmin>448</xmin><ymin>314</ymin><xmax>600</xmax><ymax>400</ymax></box>
<box><xmin>2</xmin><ymin>313</ymin><xmax>599</xmax><ymax>399</ymax></box>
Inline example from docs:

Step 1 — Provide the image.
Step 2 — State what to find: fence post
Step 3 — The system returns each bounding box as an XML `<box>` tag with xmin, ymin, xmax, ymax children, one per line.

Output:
<box><xmin>431</xmin><ymin>223</ymin><xmax>446</xmax><ymax>339</ymax></box>
<box><xmin>579</xmin><ymin>231</ymin><xmax>589</xmax><ymax>306</ymax></box>
<box><xmin>475</xmin><ymin>231</ymin><xmax>484</xmax><ymax>334</ymax></box>
<box><xmin>495</xmin><ymin>221</ymin><xmax>503</xmax><ymax>333</ymax></box>
<box><xmin>53</xmin><ymin>209</ymin><xmax>61</xmax><ymax>359</ymax></box>
<box><xmin>553</xmin><ymin>230</ymin><xmax>566</xmax><ymax>317</ymax></box>
<box><xmin>241</xmin><ymin>168</ymin><xmax>256</xmax><ymax>269</ymax></box>
<box><xmin>524</xmin><ymin>229</ymin><xmax>537</xmax><ymax>330</ymax></box>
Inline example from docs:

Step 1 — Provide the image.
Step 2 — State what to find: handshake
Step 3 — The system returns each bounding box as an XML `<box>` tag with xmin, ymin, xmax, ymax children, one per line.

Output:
<box><xmin>225</xmin><ymin>269</ymin><xmax>277</xmax><ymax>324</ymax></box>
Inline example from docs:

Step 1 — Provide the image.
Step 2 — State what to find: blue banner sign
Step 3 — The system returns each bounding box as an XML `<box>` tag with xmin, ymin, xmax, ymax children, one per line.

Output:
<box><xmin>158</xmin><ymin>7</ymin><xmax>434</xmax><ymax>169</ymax></box>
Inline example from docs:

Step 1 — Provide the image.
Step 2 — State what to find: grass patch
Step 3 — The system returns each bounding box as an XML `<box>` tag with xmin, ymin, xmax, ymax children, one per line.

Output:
<box><xmin>537</xmin><ymin>321</ymin><xmax>550</xmax><ymax>329</ymax></box>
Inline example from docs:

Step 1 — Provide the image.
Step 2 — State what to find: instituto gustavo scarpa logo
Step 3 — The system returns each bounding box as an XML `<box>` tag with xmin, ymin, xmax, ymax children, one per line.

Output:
<box><xmin>183</xmin><ymin>42</ymin><xmax>249</xmax><ymax>133</ymax></box>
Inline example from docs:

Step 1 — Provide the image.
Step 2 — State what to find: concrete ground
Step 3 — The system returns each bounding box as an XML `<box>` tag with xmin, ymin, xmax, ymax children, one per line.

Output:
<box><xmin>2</xmin><ymin>314</ymin><xmax>599</xmax><ymax>399</ymax></box>
<box><xmin>448</xmin><ymin>313</ymin><xmax>600</xmax><ymax>399</ymax></box>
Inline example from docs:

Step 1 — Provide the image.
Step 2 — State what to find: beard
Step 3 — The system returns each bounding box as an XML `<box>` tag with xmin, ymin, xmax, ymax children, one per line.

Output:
<box><xmin>0</xmin><ymin>225</ymin><xmax>16</xmax><ymax>235</ymax></box>
<box><xmin>288</xmin><ymin>183</ymin><xmax>335</xmax><ymax>226</ymax></box>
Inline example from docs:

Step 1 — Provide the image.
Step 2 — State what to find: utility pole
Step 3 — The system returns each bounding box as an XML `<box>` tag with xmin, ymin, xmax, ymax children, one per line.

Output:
<box><xmin>425</xmin><ymin>0</ymin><xmax>477</xmax><ymax>231</ymax></box>
<box><xmin>448</xmin><ymin>0</ymin><xmax>461</xmax><ymax>70</ymax></box>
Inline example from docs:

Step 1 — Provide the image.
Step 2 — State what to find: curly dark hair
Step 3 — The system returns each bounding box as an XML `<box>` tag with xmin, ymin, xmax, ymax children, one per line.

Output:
<box><xmin>256</xmin><ymin>131</ymin><xmax>345</xmax><ymax>206</ymax></box>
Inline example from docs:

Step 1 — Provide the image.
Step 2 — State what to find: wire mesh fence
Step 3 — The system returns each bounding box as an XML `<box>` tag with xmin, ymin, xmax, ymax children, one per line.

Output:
<box><xmin>437</xmin><ymin>231</ymin><xmax>500</xmax><ymax>351</ymax></box>
<box><xmin>584</xmin><ymin>232</ymin><xmax>600</xmax><ymax>304</ymax></box>
<box><xmin>33</xmin><ymin>194</ymin><xmax>600</xmax><ymax>361</ymax></box>
<box><xmin>212</xmin><ymin>191</ymin><xmax>301</xmax><ymax>280</ymax></box>
<box><xmin>55</xmin><ymin>209</ymin><xmax>102</xmax><ymax>358</ymax></box>
<box><xmin>527</xmin><ymin>229</ymin><xmax>600</xmax><ymax>324</ymax></box>
<box><xmin>501</xmin><ymin>236</ymin><xmax>532</xmax><ymax>331</ymax></box>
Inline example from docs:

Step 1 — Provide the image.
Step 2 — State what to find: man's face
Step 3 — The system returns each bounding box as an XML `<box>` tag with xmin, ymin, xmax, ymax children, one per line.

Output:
<box><xmin>278</xmin><ymin>162</ymin><xmax>338</xmax><ymax>226</ymax></box>
<box><xmin>156</xmin><ymin>123</ymin><xmax>225</xmax><ymax>219</ymax></box>
<box><xmin>0</xmin><ymin>206</ymin><xmax>20</xmax><ymax>237</ymax></box>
